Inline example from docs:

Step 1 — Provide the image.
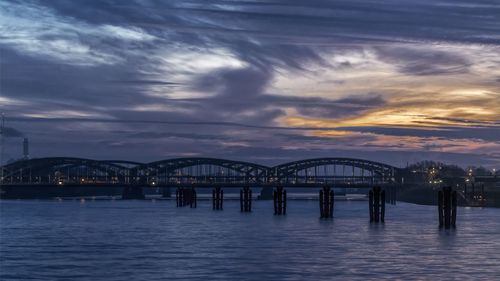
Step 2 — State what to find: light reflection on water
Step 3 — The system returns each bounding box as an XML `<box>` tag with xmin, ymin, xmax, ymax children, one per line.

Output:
<box><xmin>1</xmin><ymin>200</ymin><xmax>499</xmax><ymax>280</ymax></box>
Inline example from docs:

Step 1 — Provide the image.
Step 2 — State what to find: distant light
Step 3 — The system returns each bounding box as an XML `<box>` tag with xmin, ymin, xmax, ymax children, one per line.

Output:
<box><xmin>58</xmin><ymin>180</ymin><xmax>63</xmax><ymax>185</ymax></box>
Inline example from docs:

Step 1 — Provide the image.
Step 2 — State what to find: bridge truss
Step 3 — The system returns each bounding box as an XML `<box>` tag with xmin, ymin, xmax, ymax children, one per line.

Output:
<box><xmin>1</xmin><ymin>157</ymin><xmax>399</xmax><ymax>187</ymax></box>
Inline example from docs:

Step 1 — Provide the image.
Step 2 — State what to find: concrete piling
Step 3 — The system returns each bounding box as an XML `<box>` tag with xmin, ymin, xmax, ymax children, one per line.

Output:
<box><xmin>438</xmin><ymin>186</ymin><xmax>456</xmax><ymax>229</ymax></box>
<box><xmin>176</xmin><ymin>187</ymin><xmax>183</xmax><ymax>207</ymax></box>
<box><xmin>240</xmin><ymin>186</ymin><xmax>252</xmax><ymax>212</ymax></box>
<box><xmin>213</xmin><ymin>187</ymin><xmax>223</xmax><ymax>210</ymax></box>
<box><xmin>380</xmin><ymin>189</ymin><xmax>386</xmax><ymax>222</ymax></box>
<box><xmin>319</xmin><ymin>186</ymin><xmax>334</xmax><ymax>218</ymax></box>
<box><xmin>273</xmin><ymin>186</ymin><xmax>286</xmax><ymax>215</ymax></box>
<box><xmin>189</xmin><ymin>188</ymin><xmax>197</xmax><ymax>208</ymax></box>
<box><xmin>369</xmin><ymin>186</ymin><xmax>385</xmax><ymax>223</ymax></box>
<box><xmin>369</xmin><ymin>190</ymin><xmax>374</xmax><ymax>222</ymax></box>
<box><xmin>176</xmin><ymin>187</ymin><xmax>196</xmax><ymax>208</ymax></box>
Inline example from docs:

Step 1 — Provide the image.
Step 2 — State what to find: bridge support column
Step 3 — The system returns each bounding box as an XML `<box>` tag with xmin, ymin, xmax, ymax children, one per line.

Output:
<box><xmin>162</xmin><ymin>187</ymin><xmax>171</xmax><ymax>198</ymax></box>
<box><xmin>273</xmin><ymin>186</ymin><xmax>287</xmax><ymax>215</ymax></box>
<box><xmin>438</xmin><ymin>186</ymin><xmax>456</xmax><ymax>229</ymax></box>
<box><xmin>240</xmin><ymin>186</ymin><xmax>252</xmax><ymax>212</ymax></box>
<box><xmin>319</xmin><ymin>186</ymin><xmax>334</xmax><ymax>218</ymax></box>
<box><xmin>176</xmin><ymin>187</ymin><xmax>184</xmax><ymax>207</ymax></box>
<box><xmin>213</xmin><ymin>187</ymin><xmax>223</xmax><ymax>210</ymax></box>
<box><xmin>189</xmin><ymin>188</ymin><xmax>197</xmax><ymax>208</ymax></box>
<box><xmin>122</xmin><ymin>186</ymin><xmax>145</xmax><ymax>200</ymax></box>
<box><xmin>369</xmin><ymin>186</ymin><xmax>385</xmax><ymax>223</ymax></box>
<box><xmin>176</xmin><ymin>187</ymin><xmax>196</xmax><ymax>207</ymax></box>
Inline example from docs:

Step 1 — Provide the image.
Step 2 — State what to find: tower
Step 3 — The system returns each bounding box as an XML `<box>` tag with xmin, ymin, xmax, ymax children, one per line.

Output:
<box><xmin>23</xmin><ymin>138</ymin><xmax>29</xmax><ymax>160</ymax></box>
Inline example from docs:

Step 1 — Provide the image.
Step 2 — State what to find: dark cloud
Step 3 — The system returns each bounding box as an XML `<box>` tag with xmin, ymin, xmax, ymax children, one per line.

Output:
<box><xmin>1</xmin><ymin>0</ymin><xmax>499</xmax><ymax>167</ymax></box>
<box><xmin>375</xmin><ymin>46</ymin><xmax>471</xmax><ymax>76</ymax></box>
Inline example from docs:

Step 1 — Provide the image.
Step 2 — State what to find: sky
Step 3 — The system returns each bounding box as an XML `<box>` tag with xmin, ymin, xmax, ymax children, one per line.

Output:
<box><xmin>0</xmin><ymin>0</ymin><xmax>499</xmax><ymax>168</ymax></box>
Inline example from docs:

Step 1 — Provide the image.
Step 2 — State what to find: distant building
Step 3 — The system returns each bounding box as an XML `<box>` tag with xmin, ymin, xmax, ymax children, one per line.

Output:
<box><xmin>23</xmin><ymin>138</ymin><xmax>29</xmax><ymax>159</ymax></box>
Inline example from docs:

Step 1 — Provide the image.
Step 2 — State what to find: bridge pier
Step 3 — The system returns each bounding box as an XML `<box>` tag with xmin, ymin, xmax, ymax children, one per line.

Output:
<box><xmin>213</xmin><ymin>187</ymin><xmax>223</xmax><ymax>210</ymax></box>
<box><xmin>122</xmin><ymin>186</ymin><xmax>145</xmax><ymax>199</ymax></box>
<box><xmin>240</xmin><ymin>186</ymin><xmax>252</xmax><ymax>212</ymax></box>
<box><xmin>273</xmin><ymin>186</ymin><xmax>287</xmax><ymax>215</ymax></box>
<box><xmin>369</xmin><ymin>186</ymin><xmax>385</xmax><ymax>223</ymax></box>
<box><xmin>176</xmin><ymin>187</ymin><xmax>197</xmax><ymax>207</ymax></box>
<box><xmin>189</xmin><ymin>188</ymin><xmax>197</xmax><ymax>208</ymax></box>
<box><xmin>438</xmin><ymin>186</ymin><xmax>456</xmax><ymax>229</ymax></box>
<box><xmin>176</xmin><ymin>187</ymin><xmax>184</xmax><ymax>207</ymax></box>
<box><xmin>319</xmin><ymin>186</ymin><xmax>334</xmax><ymax>218</ymax></box>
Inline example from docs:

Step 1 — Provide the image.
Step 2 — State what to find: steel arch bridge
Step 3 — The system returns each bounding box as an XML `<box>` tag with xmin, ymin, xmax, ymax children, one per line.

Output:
<box><xmin>0</xmin><ymin>157</ymin><xmax>135</xmax><ymax>185</ymax></box>
<box><xmin>1</xmin><ymin>157</ymin><xmax>399</xmax><ymax>187</ymax></box>
<box><xmin>270</xmin><ymin>158</ymin><xmax>397</xmax><ymax>185</ymax></box>
<box><xmin>131</xmin><ymin>157</ymin><xmax>270</xmax><ymax>186</ymax></box>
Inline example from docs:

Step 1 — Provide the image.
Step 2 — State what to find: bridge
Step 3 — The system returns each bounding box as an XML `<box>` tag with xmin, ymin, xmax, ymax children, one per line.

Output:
<box><xmin>0</xmin><ymin>157</ymin><xmax>398</xmax><ymax>189</ymax></box>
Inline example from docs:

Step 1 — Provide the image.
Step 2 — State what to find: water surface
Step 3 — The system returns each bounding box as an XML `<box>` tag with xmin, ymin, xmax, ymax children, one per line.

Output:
<box><xmin>1</xmin><ymin>199</ymin><xmax>499</xmax><ymax>280</ymax></box>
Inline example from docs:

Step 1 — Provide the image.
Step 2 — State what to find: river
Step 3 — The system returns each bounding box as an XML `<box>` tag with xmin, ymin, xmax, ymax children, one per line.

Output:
<box><xmin>1</xmin><ymin>199</ymin><xmax>499</xmax><ymax>280</ymax></box>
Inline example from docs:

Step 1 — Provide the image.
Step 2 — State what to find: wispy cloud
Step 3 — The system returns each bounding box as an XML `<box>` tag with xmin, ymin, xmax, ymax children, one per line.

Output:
<box><xmin>0</xmin><ymin>0</ymin><xmax>499</xmax><ymax>167</ymax></box>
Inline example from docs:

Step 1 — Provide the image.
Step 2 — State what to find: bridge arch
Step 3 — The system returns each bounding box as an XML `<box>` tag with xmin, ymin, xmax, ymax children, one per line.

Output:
<box><xmin>133</xmin><ymin>157</ymin><xmax>270</xmax><ymax>185</ymax></box>
<box><xmin>270</xmin><ymin>158</ymin><xmax>398</xmax><ymax>185</ymax></box>
<box><xmin>1</xmin><ymin>157</ymin><xmax>132</xmax><ymax>184</ymax></box>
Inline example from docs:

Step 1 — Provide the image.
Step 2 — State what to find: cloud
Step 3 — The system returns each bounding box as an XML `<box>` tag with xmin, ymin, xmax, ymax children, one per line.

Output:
<box><xmin>0</xmin><ymin>0</ymin><xmax>499</xmax><ymax>167</ymax></box>
<box><xmin>375</xmin><ymin>46</ymin><xmax>471</xmax><ymax>76</ymax></box>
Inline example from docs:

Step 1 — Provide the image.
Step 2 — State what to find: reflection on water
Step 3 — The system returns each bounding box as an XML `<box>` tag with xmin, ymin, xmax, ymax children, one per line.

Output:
<box><xmin>1</xmin><ymin>200</ymin><xmax>499</xmax><ymax>280</ymax></box>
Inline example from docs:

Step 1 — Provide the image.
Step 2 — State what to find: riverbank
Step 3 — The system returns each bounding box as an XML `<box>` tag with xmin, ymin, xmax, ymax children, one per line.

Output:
<box><xmin>398</xmin><ymin>187</ymin><xmax>500</xmax><ymax>208</ymax></box>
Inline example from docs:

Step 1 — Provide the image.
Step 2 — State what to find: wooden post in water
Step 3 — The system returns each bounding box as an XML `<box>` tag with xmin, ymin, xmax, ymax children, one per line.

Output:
<box><xmin>319</xmin><ymin>186</ymin><xmax>334</xmax><ymax>218</ymax></box>
<box><xmin>319</xmin><ymin>189</ymin><xmax>324</xmax><ymax>217</ymax></box>
<box><xmin>191</xmin><ymin>188</ymin><xmax>197</xmax><ymax>208</ymax></box>
<box><xmin>240</xmin><ymin>186</ymin><xmax>251</xmax><ymax>212</ymax></box>
<box><xmin>444</xmin><ymin>186</ymin><xmax>451</xmax><ymax>228</ymax></box>
<box><xmin>373</xmin><ymin>186</ymin><xmax>380</xmax><ymax>222</ymax></box>
<box><xmin>273</xmin><ymin>189</ymin><xmax>277</xmax><ymax>214</ymax></box>
<box><xmin>438</xmin><ymin>190</ymin><xmax>444</xmax><ymax>227</ymax></box>
<box><xmin>248</xmin><ymin>188</ymin><xmax>251</xmax><ymax>211</ymax></box>
<box><xmin>380</xmin><ymin>189</ymin><xmax>385</xmax><ymax>222</ymax></box>
<box><xmin>451</xmin><ymin>190</ymin><xmax>457</xmax><ymax>227</ymax></box>
<box><xmin>283</xmin><ymin>189</ymin><xmax>287</xmax><ymax>215</ymax></box>
<box><xmin>221</xmin><ymin>189</ymin><xmax>224</xmax><ymax>210</ymax></box>
<box><xmin>212</xmin><ymin>188</ymin><xmax>216</xmax><ymax>210</ymax></box>
<box><xmin>438</xmin><ymin>186</ymin><xmax>456</xmax><ymax>229</ymax></box>
<box><xmin>240</xmin><ymin>189</ymin><xmax>244</xmax><ymax>212</ymax></box>
<box><xmin>176</xmin><ymin>187</ymin><xmax>185</xmax><ymax>207</ymax></box>
<box><xmin>273</xmin><ymin>186</ymin><xmax>286</xmax><ymax>215</ymax></box>
<box><xmin>369</xmin><ymin>190</ymin><xmax>374</xmax><ymax>222</ymax></box>
<box><xmin>213</xmin><ymin>187</ymin><xmax>223</xmax><ymax>210</ymax></box>
<box><xmin>369</xmin><ymin>186</ymin><xmax>384</xmax><ymax>223</ymax></box>
<box><xmin>176</xmin><ymin>187</ymin><xmax>180</xmax><ymax>207</ymax></box>
<box><xmin>330</xmin><ymin>188</ymin><xmax>334</xmax><ymax>217</ymax></box>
